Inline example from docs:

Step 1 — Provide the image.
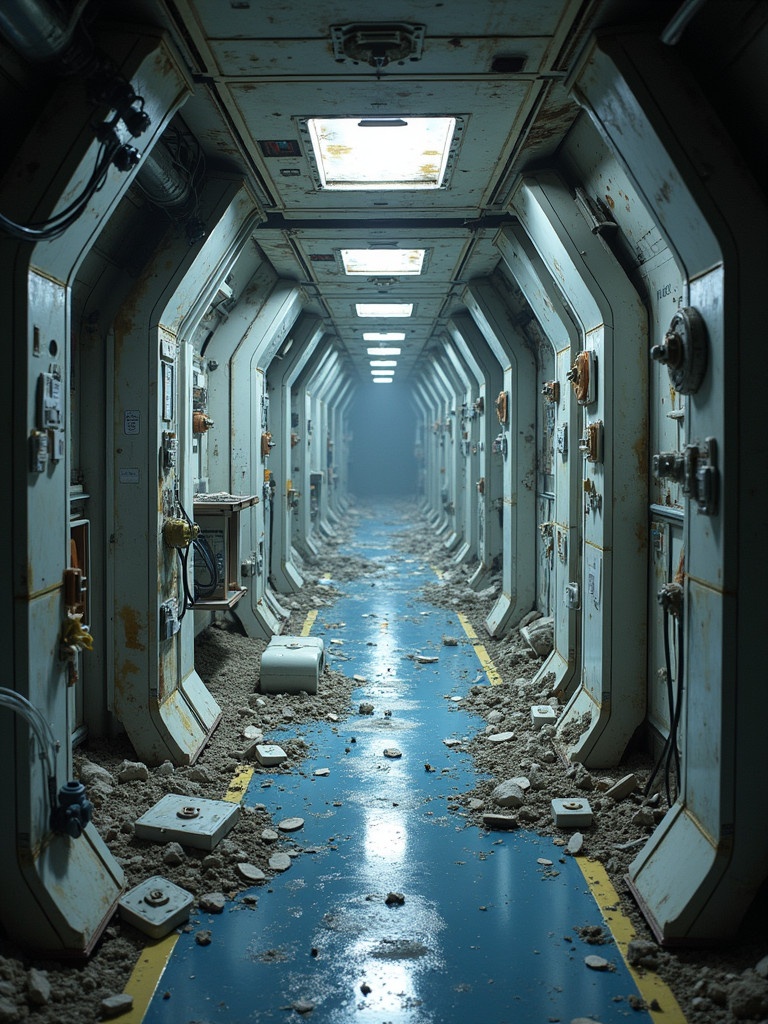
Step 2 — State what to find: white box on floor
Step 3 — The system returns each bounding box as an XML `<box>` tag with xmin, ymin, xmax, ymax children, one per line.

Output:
<box><xmin>551</xmin><ymin>797</ymin><xmax>593</xmax><ymax>827</ymax></box>
<box><xmin>531</xmin><ymin>704</ymin><xmax>557</xmax><ymax>729</ymax></box>
<box><xmin>259</xmin><ymin>635</ymin><xmax>325</xmax><ymax>695</ymax></box>
<box><xmin>134</xmin><ymin>794</ymin><xmax>240</xmax><ymax>850</ymax></box>
<box><xmin>119</xmin><ymin>876</ymin><xmax>193</xmax><ymax>938</ymax></box>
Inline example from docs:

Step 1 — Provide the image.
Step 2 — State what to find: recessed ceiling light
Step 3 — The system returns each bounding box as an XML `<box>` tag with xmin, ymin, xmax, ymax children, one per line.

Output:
<box><xmin>356</xmin><ymin>303</ymin><xmax>412</xmax><ymax>317</ymax></box>
<box><xmin>370</xmin><ymin>360</ymin><xmax>398</xmax><ymax>367</ymax></box>
<box><xmin>341</xmin><ymin>249</ymin><xmax>424</xmax><ymax>275</ymax></box>
<box><xmin>371</xmin><ymin>369</ymin><xmax>395</xmax><ymax>376</ymax></box>
<box><xmin>307</xmin><ymin>116</ymin><xmax>456</xmax><ymax>190</ymax></box>
<box><xmin>364</xmin><ymin>332</ymin><xmax>405</xmax><ymax>341</ymax></box>
<box><xmin>366</xmin><ymin>347</ymin><xmax>401</xmax><ymax>356</ymax></box>
<box><xmin>372</xmin><ymin>378</ymin><xmax>394</xmax><ymax>384</ymax></box>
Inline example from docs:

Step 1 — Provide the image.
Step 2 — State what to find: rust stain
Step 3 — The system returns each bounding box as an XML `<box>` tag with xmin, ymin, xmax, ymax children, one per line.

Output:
<box><xmin>604</xmin><ymin>193</ymin><xmax>615</xmax><ymax>210</ymax></box>
<box><xmin>632</xmin><ymin>433</ymin><xmax>648</xmax><ymax>476</ymax></box>
<box><xmin>117</xmin><ymin>605</ymin><xmax>145</xmax><ymax>651</ymax></box>
<box><xmin>326</xmin><ymin>144</ymin><xmax>352</xmax><ymax>158</ymax></box>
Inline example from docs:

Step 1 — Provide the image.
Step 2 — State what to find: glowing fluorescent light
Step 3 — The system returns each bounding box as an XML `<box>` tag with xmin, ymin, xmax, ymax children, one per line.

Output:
<box><xmin>373</xmin><ymin>378</ymin><xmax>394</xmax><ymax>383</ymax></box>
<box><xmin>366</xmin><ymin>347</ymin><xmax>401</xmax><ymax>356</ymax></box>
<box><xmin>341</xmin><ymin>249</ymin><xmax>424</xmax><ymax>276</ymax></box>
<box><xmin>364</xmin><ymin>332</ymin><xmax>405</xmax><ymax>341</ymax></box>
<box><xmin>371</xmin><ymin>369</ymin><xmax>395</xmax><ymax>376</ymax></box>
<box><xmin>370</xmin><ymin>360</ymin><xmax>398</xmax><ymax>367</ymax></box>
<box><xmin>307</xmin><ymin>117</ymin><xmax>455</xmax><ymax>190</ymax></box>
<box><xmin>356</xmin><ymin>303</ymin><xmax>412</xmax><ymax>318</ymax></box>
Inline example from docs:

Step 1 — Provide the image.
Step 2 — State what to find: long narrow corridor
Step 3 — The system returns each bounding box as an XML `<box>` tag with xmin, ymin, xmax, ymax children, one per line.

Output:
<box><xmin>136</xmin><ymin>513</ymin><xmax>675</xmax><ymax>1024</ymax></box>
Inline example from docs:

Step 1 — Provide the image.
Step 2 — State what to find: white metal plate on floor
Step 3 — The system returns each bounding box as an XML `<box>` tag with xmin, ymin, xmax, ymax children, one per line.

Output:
<box><xmin>254</xmin><ymin>743</ymin><xmax>288</xmax><ymax>766</ymax></box>
<box><xmin>134</xmin><ymin>794</ymin><xmax>240</xmax><ymax>850</ymax></box>
<box><xmin>118</xmin><ymin>875</ymin><xmax>194</xmax><ymax>939</ymax></box>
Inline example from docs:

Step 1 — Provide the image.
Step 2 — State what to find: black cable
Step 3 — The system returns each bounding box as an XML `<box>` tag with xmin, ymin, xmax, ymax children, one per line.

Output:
<box><xmin>644</xmin><ymin>606</ymin><xmax>676</xmax><ymax>803</ymax></box>
<box><xmin>665</xmin><ymin>615</ymin><xmax>684</xmax><ymax>800</ymax></box>
<box><xmin>192</xmin><ymin>533</ymin><xmax>218</xmax><ymax>600</ymax></box>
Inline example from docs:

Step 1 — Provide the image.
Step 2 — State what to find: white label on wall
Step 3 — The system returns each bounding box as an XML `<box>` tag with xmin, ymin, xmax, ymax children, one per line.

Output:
<box><xmin>119</xmin><ymin>468</ymin><xmax>140</xmax><ymax>484</ymax></box>
<box><xmin>586</xmin><ymin>550</ymin><xmax>602</xmax><ymax>609</ymax></box>
<box><xmin>124</xmin><ymin>410</ymin><xmax>140</xmax><ymax>435</ymax></box>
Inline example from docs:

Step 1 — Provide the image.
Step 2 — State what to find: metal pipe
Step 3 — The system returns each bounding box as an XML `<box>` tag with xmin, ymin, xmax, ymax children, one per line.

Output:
<box><xmin>661</xmin><ymin>0</ymin><xmax>708</xmax><ymax>45</ymax></box>
<box><xmin>0</xmin><ymin>0</ymin><xmax>88</xmax><ymax>62</ymax></box>
<box><xmin>135</xmin><ymin>141</ymin><xmax>192</xmax><ymax>210</ymax></box>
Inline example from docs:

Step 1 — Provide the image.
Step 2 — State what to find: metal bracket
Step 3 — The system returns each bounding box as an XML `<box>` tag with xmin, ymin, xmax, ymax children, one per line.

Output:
<box><xmin>653</xmin><ymin>437</ymin><xmax>719</xmax><ymax>516</ymax></box>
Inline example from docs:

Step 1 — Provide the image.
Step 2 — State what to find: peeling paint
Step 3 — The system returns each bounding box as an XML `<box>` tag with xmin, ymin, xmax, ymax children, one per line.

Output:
<box><xmin>117</xmin><ymin>606</ymin><xmax>145</xmax><ymax>650</ymax></box>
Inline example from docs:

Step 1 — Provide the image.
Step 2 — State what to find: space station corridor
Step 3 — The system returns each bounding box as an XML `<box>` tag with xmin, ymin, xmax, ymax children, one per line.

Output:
<box><xmin>1</xmin><ymin>0</ymin><xmax>767</xmax><ymax>1022</ymax></box>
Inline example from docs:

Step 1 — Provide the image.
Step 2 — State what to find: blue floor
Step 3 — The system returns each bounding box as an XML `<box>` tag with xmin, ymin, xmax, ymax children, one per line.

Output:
<box><xmin>143</xmin><ymin>516</ymin><xmax>653</xmax><ymax>1024</ymax></box>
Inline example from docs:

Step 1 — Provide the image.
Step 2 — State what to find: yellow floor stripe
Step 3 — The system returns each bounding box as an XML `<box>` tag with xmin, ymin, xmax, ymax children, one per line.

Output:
<box><xmin>223</xmin><ymin>765</ymin><xmax>255</xmax><ymax>802</ymax></box>
<box><xmin>120</xmin><ymin>933</ymin><xmax>179</xmax><ymax>1022</ymax></box>
<box><xmin>457</xmin><ymin>611</ymin><xmax>503</xmax><ymax>686</ymax></box>
<box><xmin>577</xmin><ymin>858</ymin><xmax>688</xmax><ymax>1023</ymax></box>
<box><xmin>301</xmin><ymin>609</ymin><xmax>318</xmax><ymax>636</ymax></box>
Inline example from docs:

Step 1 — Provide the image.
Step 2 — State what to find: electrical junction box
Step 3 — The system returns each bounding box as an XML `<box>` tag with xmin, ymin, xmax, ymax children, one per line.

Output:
<box><xmin>134</xmin><ymin>794</ymin><xmax>240</xmax><ymax>851</ymax></box>
<box><xmin>531</xmin><ymin>705</ymin><xmax>557</xmax><ymax>729</ymax></box>
<box><xmin>118</xmin><ymin>876</ymin><xmax>194</xmax><ymax>939</ymax></box>
<box><xmin>260</xmin><ymin>635</ymin><xmax>325</xmax><ymax>695</ymax></box>
<box><xmin>551</xmin><ymin>797</ymin><xmax>593</xmax><ymax>828</ymax></box>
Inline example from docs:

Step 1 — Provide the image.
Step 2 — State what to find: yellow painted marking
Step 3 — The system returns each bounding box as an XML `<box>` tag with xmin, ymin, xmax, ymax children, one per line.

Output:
<box><xmin>577</xmin><ymin>858</ymin><xmax>689</xmax><ymax>1023</ymax></box>
<box><xmin>120</xmin><ymin>933</ymin><xmax>179</xmax><ymax>1022</ymax></box>
<box><xmin>431</xmin><ymin>564</ymin><xmax>444</xmax><ymax>579</ymax></box>
<box><xmin>301</xmin><ymin>609</ymin><xmax>318</xmax><ymax>636</ymax></box>
<box><xmin>457</xmin><ymin>612</ymin><xmax>503</xmax><ymax>686</ymax></box>
<box><xmin>380</xmin><ymin>620</ymin><xmax>389</xmax><ymax>631</ymax></box>
<box><xmin>224</xmin><ymin>765</ymin><xmax>255</xmax><ymax>802</ymax></box>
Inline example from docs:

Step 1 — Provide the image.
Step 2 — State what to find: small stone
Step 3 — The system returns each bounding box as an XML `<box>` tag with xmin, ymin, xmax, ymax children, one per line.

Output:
<box><xmin>482</xmin><ymin>813</ymin><xmax>518</xmax><ymax>831</ymax></box>
<box><xmin>314</xmin><ymin>768</ymin><xmax>330</xmax><ymax>777</ymax></box>
<box><xmin>157</xmin><ymin>760</ymin><xmax>174</xmax><ymax>777</ymax></box>
<box><xmin>728</xmin><ymin>976</ymin><xmax>768</xmax><ymax>1018</ymax></box>
<box><xmin>537</xmin><ymin>858</ymin><xmax>553</xmax><ymax>866</ymax></box>
<box><xmin>443</xmin><ymin>738</ymin><xmax>462</xmax><ymax>747</ymax></box>
<box><xmin>242</xmin><ymin>725</ymin><xmax>262</xmax><ymax>741</ymax></box>
<box><xmin>383</xmin><ymin>748</ymin><xmax>402</xmax><ymax>759</ymax></box>
<box><xmin>566</xmin><ymin>832</ymin><xmax>584</xmax><ymax>855</ymax></box>
<box><xmin>202</xmin><ymin>854</ymin><xmax>222</xmax><ymax>869</ymax></box>
<box><xmin>77</xmin><ymin>761</ymin><xmax>113</xmax><ymax>787</ymax></box>
<box><xmin>278</xmin><ymin>817</ymin><xmax>304</xmax><ymax>832</ymax></box>
<box><xmin>353</xmin><ymin>675</ymin><xmax>367</xmax><ymax>683</ymax></box>
<box><xmin>196</xmin><ymin>930</ymin><xmax>212</xmax><ymax>946</ymax></box>
<box><xmin>468</xmin><ymin>798</ymin><xmax>484</xmax><ymax>811</ymax></box>
<box><xmin>385</xmin><ymin>892</ymin><xmax>405</xmax><ymax>905</ymax></box>
<box><xmin>604</xmin><ymin>773</ymin><xmax>639</xmax><ymax>801</ymax></box>
<box><xmin>117</xmin><ymin>760</ymin><xmax>149</xmax><ymax>783</ymax></box>
<box><xmin>187</xmin><ymin>767</ymin><xmax>210</xmax><ymax>783</ymax></box>
<box><xmin>27</xmin><ymin>968</ymin><xmax>51</xmax><ymax>1006</ymax></box>
<box><xmin>0</xmin><ymin>998</ymin><xmax>16</xmax><ymax>1023</ymax></box>
<box><xmin>327</xmin><ymin>713</ymin><xmax>339</xmax><ymax>722</ymax></box>
<box><xmin>511</xmin><ymin>776</ymin><xmax>531</xmax><ymax>791</ymax></box>
<box><xmin>261</xmin><ymin>828</ymin><xmax>279</xmax><ymax>843</ymax></box>
<box><xmin>442</xmin><ymin>636</ymin><xmax>459</xmax><ymax>646</ymax></box>
<box><xmin>199</xmin><ymin>892</ymin><xmax>227</xmax><ymax>913</ymax></box>
<box><xmin>269</xmin><ymin>853</ymin><xmax>292</xmax><ymax>872</ymax></box>
<box><xmin>627</xmin><ymin>938</ymin><xmax>659</xmax><ymax>968</ymax></box>
<box><xmin>415</xmin><ymin>655</ymin><xmax>438</xmax><ymax>663</ymax></box>
<box><xmin>491</xmin><ymin>780</ymin><xmax>525</xmax><ymax>808</ymax></box>
<box><xmin>584</xmin><ymin>955</ymin><xmax>610</xmax><ymax>971</ymax></box>
<box><xmin>101</xmin><ymin>993</ymin><xmax>134</xmax><ymax>1017</ymax></box>
<box><xmin>487</xmin><ymin>731</ymin><xmax>515</xmax><ymax>744</ymax></box>
<box><xmin>162</xmin><ymin>842</ymin><xmax>185</xmax><ymax>866</ymax></box>
<box><xmin>632</xmin><ymin>808</ymin><xmax>655</xmax><ymax>827</ymax></box>
<box><xmin>359</xmin><ymin>702</ymin><xmax>374</xmax><ymax>715</ymax></box>
<box><xmin>487</xmin><ymin>710</ymin><xmax>504</xmax><ymax>724</ymax></box>
<box><xmin>360</xmin><ymin>982</ymin><xmax>372</xmax><ymax>995</ymax></box>
<box><xmin>237</xmin><ymin>863</ymin><xmax>266</xmax><ymax>883</ymax></box>
<box><xmin>292</xmin><ymin>999</ymin><xmax>314</xmax><ymax>1014</ymax></box>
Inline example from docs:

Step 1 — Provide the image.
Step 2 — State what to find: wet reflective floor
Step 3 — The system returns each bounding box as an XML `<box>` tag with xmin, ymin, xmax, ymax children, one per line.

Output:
<box><xmin>142</xmin><ymin>515</ymin><xmax>658</xmax><ymax>1024</ymax></box>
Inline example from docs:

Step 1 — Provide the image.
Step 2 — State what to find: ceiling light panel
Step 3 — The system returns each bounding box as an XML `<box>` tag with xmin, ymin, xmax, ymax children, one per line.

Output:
<box><xmin>364</xmin><ymin>333</ymin><xmax>406</xmax><ymax>342</ymax></box>
<box><xmin>341</xmin><ymin>249</ymin><xmax>425</xmax><ymax>275</ymax></box>
<box><xmin>370</xmin><ymin>360</ymin><xmax>398</xmax><ymax>367</ymax></box>
<box><xmin>366</xmin><ymin>347</ymin><xmax>402</xmax><ymax>356</ymax></box>
<box><xmin>356</xmin><ymin>303</ymin><xmax>413</xmax><ymax>317</ymax></box>
<box><xmin>307</xmin><ymin>117</ymin><xmax>456</xmax><ymax>190</ymax></box>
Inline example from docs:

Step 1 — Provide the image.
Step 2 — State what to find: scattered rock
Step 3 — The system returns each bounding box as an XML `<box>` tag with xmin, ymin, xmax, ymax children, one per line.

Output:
<box><xmin>237</xmin><ymin>863</ymin><xmax>266</xmax><ymax>883</ymax></box>
<box><xmin>604</xmin><ymin>773</ymin><xmax>639</xmax><ymax>801</ymax></box>
<box><xmin>385</xmin><ymin>892</ymin><xmax>405</xmax><ymax>905</ymax></box>
<box><xmin>383</xmin><ymin>748</ymin><xmax>402</xmax><ymax>759</ymax></box>
<box><xmin>278</xmin><ymin>817</ymin><xmax>305</xmax><ymax>832</ymax></box>
<box><xmin>196</xmin><ymin>930</ymin><xmax>212</xmax><ymax>946</ymax></box>
<box><xmin>359</xmin><ymin>702</ymin><xmax>374</xmax><ymax>715</ymax></box>
<box><xmin>584</xmin><ymin>955</ymin><xmax>611</xmax><ymax>971</ymax></box>
<box><xmin>482</xmin><ymin>813</ymin><xmax>518</xmax><ymax>831</ymax></box>
<box><xmin>101</xmin><ymin>993</ymin><xmax>134</xmax><ymax>1017</ymax></box>
<box><xmin>566</xmin><ymin>832</ymin><xmax>584</xmax><ymax>855</ymax></box>
<box><xmin>162</xmin><ymin>842</ymin><xmax>185</xmax><ymax>866</ymax></box>
<box><xmin>117</xmin><ymin>760</ymin><xmax>149</xmax><ymax>783</ymax></box>
<box><xmin>314</xmin><ymin>768</ymin><xmax>330</xmax><ymax>777</ymax></box>
<box><xmin>292</xmin><ymin>999</ymin><xmax>314</xmax><ymax>1014</ymax></box>
<box><xmin>491</xmin><ymin>780</ymin><xmax>525</xmax><ymax>809</ymax></box>
<box><xmin>487</xmin><ymin>731</ymin><xmax>515</xmax><ymax>744</ymax></box>
<box><xmin>199</xmin><ymin>892</ymin><xmax>227</xmax><ymax>913</ymax></box>
<box><xmin>26</xmin><ymin>968</ymin><xmax>51</xmax><ymax>1006</ymax></box>
<box><xmin>269</xmin><ymin>853</ymin><xmax>292</xmax><ymax>872</ymax></box>
<box><xmin>627</xmin><ymin>938</ymin><xmax>659</xmax><ymax>969</ymax></box>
